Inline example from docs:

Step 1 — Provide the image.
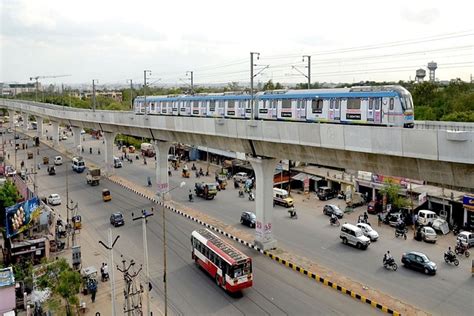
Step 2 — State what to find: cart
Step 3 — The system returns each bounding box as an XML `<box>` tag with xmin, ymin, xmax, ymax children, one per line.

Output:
<box><xmin>43</xmin><ymin>157</ymin><xmax>49</xmax><ymax>165</ymax></box>
<box><xmin>81</xmin><ymin>266</ymin><xmax>98</xmax><ymax>295</ymax></box>
<box><xmin>72</xmin><ymin>215</ymin><xmax>82</xmax><ymax>230</ymax></box>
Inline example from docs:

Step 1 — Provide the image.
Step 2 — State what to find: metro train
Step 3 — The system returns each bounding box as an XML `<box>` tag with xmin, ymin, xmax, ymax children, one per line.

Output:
<box><xmin>133</xmin><ymin>85</ymin><xmax>414</xmax><ymax>128</ymax></box>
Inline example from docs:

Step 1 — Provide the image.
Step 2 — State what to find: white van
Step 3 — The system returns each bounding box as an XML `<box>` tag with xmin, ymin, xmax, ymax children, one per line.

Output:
<box><xmin>54</xmin><ymin>156</ymin><xmax>63</xmax><ymax>166</ymax></box>
<box><xmin>417</xmin><ymin>210</ymin><xmax>437</xmax><ymax>226</ymax></box>
<box><xmin>340</xmin><ymin>223</ymin><xmax>370</xmax><ymax>250</ymax></box>
<box><xmin>273</xmin><ymin>188</ymin><xmax>294</xmax><ymax>207</ymax></box>
<box><xmin>72</xmin><ymin>156</ymin><xmax>85</xmax><ymax>173</ymax></box>
<box><xmin>113</xmin><ymin>157</ymin><xmax>122</xmax><ymax>168</ymax></box>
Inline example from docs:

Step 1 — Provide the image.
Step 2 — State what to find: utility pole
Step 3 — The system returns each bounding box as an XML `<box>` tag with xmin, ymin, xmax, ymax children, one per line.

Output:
<box><xmin>186</xmin><ymin>71</ymin><xmax>194</xmax><ymax>95</ymax></box>
<box><xmin>92</xmin><ymin>79</ymin><xmax>98</xmax><ymax>111</ymax></box>
<box><xmin>250</xmin><ymin>52</ymin><xmax>260</xmax><ymax>120</ymax></box>
<box><xmin>302</xmin><ymin>55</ymin><xmax>311</xmax><ymax>89</ymax></box>
<box><xmin>117</xmin><ymin>256</ymin><xmax>144</xmax><ymax>316</ymax></box>
<box><xmin>127</xmin><ymin>79</ymin><xmax>134</xmax><ymax>110</ymax></box>
<box><xmin>133</xmin><ymin>210</ymin><xmax>153</xmax><ymax>315</ymax></box>
<box><xmin>65</xmin><ymin>156</ymin><xmax>70</xmax><ymax>249</ymax></box>
<box><xmin>99</xmin><ymin>230</ymin><xmax>120</xmax><ymax>316</ymax></box>
<box><xmin>144</xmin><ymin>70</ymin><xmax>151</xmax><ymax>116</ymax></box>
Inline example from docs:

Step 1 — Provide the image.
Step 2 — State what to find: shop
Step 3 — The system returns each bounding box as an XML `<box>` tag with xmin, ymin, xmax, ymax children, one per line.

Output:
<box><xmin>463</xmin><ymin>195</ymin><xmax>474</xmax><ymax>230</ymax></box>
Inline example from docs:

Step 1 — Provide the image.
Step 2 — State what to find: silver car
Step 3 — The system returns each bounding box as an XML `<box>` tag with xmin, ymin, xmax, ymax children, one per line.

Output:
<box><xmin>420</xmin><ymin>227</ymin><xmax>437</xmax><ymax>243</ymax></box>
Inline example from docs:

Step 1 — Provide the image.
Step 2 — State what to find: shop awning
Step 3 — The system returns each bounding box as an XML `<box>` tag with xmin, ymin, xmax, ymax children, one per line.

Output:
<box><xmin>291</xmin><ymin>173</ymin><xmax>322</xmax><ymax>182</ymax></box>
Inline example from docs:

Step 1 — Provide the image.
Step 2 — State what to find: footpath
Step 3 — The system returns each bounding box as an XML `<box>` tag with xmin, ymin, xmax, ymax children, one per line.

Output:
<box><xmin>24</xmin><ymin>131</ymin><xmax>427</xmax><ymax>316</ymax></box>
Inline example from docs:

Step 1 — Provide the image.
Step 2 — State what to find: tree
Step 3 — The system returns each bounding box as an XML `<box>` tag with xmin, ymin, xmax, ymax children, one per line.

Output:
<box><xmin>379</xmin><ymin>180</ymin><xmax>409</xmax><ymax>211</ymax></box>
<box><xmin>37</xmin><ymin>258</ymin><xmax>81</xmax><ymax>316</ymax></box>
<box><xmin>0</xmin><ymin>180</ymin><xmax>20</xmax><ymax>227</ymax></box>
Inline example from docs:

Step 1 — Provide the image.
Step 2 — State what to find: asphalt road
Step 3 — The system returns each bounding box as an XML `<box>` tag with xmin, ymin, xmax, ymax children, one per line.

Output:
<box><xmin>48</xmin><ymin>131</ymin><xmax>474</xmax><ymax>316</ymax></box>
<box><xmin>3</xmin><ymin>131</ymin><xmax>377</xmax><ymax>315</ymax></box>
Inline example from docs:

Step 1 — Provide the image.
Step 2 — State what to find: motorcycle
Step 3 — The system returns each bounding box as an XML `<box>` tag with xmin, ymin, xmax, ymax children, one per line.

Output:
<box><xmin>101</xmin><ymin>271</ymin><xmax>110</xmax><ymax>282</ymax></box>
<box><xmin>238</xmin><ymin>190</ymin><xmax>245</xmax><ymax>198</ymax></box>
<box><xmin>288</xmin><ymin>208</ymin><xmax>298</xmax><ymax>219</ymax></box>
<box><xmin>395</xmin><ymin>227</ymin><xmax>407</xmax><ymax>240</ymax></box>
<box><xmin>330</xmin><ymin>217</ymin><xmax>340</xmax><ymax>227</ymax></box>
<box><xmin>452</xmin><ymin>224</ymin><xmax>460</xmax><ymax>236</ymax></box>
<box><xmin>455</xmin><ymin>243</ymin><xmax>470</xmax><ymax>257</ymax></box>
<box><xmin>444</xmin><ymin>252</ymin><xmax>459</xmax><ymax>266</ymax></box>
<box><xmin>248</xmin><ymin>192</ymin><xmax>255</xmax><ymax>201</ymax></box>
<box><xmin>337</xmin><ymin>192</ymin><xmax>346</xmax><ymax>200</ymax></box>
<box><xmin>383</xmin><ymin>258</ymin><xmax>398</xmax><ymax>271</ymax></box>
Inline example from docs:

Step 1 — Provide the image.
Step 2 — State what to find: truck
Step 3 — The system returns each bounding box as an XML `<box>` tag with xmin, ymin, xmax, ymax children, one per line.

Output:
<box><xmin>140</xmin><ymin>143</ymin><xmax>155</xmax><ymax>157</ymax></box>
<box><xmin>346</xmin><ymin>192</ymin><xmax>366</xmax><ymax>208</ymax></box>
<box><xmin>86</xmin><ymin>168</ymin><xmax>101</xmax><ymax>186</ymax></box>
<box><xmin>194</xmin><ymin>182</ymin><xmax>218</xmax><ymax>200</ymax></box>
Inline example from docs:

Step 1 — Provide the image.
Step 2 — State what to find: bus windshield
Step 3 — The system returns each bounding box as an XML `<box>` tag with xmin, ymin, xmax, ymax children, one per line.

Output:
<box><xmin>231</xmin><ymin>260</ymin><xmax>252</xmax><ymax>278</ymax></box>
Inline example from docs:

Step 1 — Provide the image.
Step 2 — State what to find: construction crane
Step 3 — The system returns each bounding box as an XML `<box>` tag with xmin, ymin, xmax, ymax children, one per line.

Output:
<box><xmin>29</xmin><ymin>74</ymin><xmax>71</xmax><ymax>102</ymax></box>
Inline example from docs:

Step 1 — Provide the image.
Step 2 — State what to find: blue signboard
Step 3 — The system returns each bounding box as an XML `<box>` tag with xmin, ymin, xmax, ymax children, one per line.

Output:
<box><xmin>5</xmin><ymin>197</ymin><xmax>41</xmax><ymax>238</ymax></box>
<box><xmin>463</xmin><ymin>195</ymin><xmax>474</xmax><ymax>210</ymax></box>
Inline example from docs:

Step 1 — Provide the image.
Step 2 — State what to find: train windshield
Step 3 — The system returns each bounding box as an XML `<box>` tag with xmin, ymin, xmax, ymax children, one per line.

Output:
<box><xmin>400</xmin><ymin>93</ymin><xmax>413</xmax><ymax>111</ymax></box>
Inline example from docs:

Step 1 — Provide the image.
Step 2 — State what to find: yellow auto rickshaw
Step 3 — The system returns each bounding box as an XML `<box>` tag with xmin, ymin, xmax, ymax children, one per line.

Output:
<box><xmin>128</xmin><ymin>145</ymin><xmax>136</xmax><ymax>153</ymax></box>
<box><xmin>72</xmin><ymin>215</ymin><xmax>82</xmax><ymax>230</ymax></box>
<box><xmin>182</xmin><ymin>165</ymin><xmax>190</xmax><ymax>178</ymax></box>
<box><xmin>102</xmin><ymin>189</ymin><xmax>111</xmax><ymax>202</ymax></box>
<box><xmin>43</xmin><ymin>156</ymin><xmax>49</xmax><ymax>165</ymax></box>
<box><xmin>27</xmin><ymin>151</ymin><xmax>33</xmax><ymax>159</ymax></box>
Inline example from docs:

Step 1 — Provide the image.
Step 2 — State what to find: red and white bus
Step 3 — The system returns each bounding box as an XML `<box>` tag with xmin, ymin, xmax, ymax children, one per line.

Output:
<box><xmin>191</xmin><ymin>229</ymin><xmax>252</xmax><ymax>292</ymax></box>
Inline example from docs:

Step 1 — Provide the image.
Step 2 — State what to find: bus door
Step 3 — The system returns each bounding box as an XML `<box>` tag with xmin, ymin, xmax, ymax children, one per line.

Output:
<box><xmin>367</xmin><ymin>98</ymin><xmax>374</xmax><ymax>122</ymax></box>
<box><xmin>373</xmin><ymin>98</ymin><xmax>382</xmax><ymax>124</ymax></box>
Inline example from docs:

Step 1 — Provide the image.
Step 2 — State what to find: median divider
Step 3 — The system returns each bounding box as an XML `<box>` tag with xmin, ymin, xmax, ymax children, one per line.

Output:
<box><xmin>107</xmin><ymin>175</ymin><xmax>402</xmax><ymax>315</ymax></box>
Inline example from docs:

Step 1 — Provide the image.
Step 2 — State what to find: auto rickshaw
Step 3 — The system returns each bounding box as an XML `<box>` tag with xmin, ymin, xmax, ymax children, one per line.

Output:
<box><xmin>216</xmin><ymin>173</ymin><xmax>227</xmax><ymax>190</ymax></box>
<box><xmin>43</xmin><ymin>156</ymin><xmax>49</xmax><ymax>165</ymax></box>
<box><xmin>182</xmin><ymin>165</ymin><xmax>190</xmax><ymax>178</ymax></box>
<box><xmin>72</xmin><ymin>215</ymin><xmax>82</xmax><ymax>230</ymax></box>
<box><xmin>102</xmin><ymin>189</ymin><xmax>112</xmax><ymax>202</ymax></box>
<box><xmin>47</xmin><ymin>165</ymin><xmax>56</xmax><ymax>175</ymax></box>
<box><xmin>27</xmin><ymin>151</ymin><xmax>33</xmax><ymax>159</ymax></box>
<box><xmin>128</xmin><ymin>145</ymin><xmax>136</xmax><ymax>153</ymax></box>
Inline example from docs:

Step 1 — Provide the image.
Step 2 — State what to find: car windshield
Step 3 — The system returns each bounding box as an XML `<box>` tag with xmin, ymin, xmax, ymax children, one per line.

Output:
<box><xmin>207</xmin><ymin>184</ymin><xmax>217</xmax><ymax>190</ymax></box>
<box><xmin>419</xmin><ymin>254</ymin><xmax>430</xmax><ymax>263</ymax></box>
<box><xmin>249</xmin><ymin>213</ymin><xmax>256</xmax><ymax>220</ymax></box>
<box><xmin>332</xmin><ymin>206</ymin><xmax>340</xmax><ymax>212</ymax></box>
<box><xmin>355</xmin><ymin>230</ymin><xmax>363</xmax><ymax>237</ymax></box>
<box><xmin>114</xmin><ymin>214</ymin><xmax>123</xmax><ymax>219</ymax></box>
<box><xmin>425</xmin><ymin>228</ymin><xmax>435</xmax><ymax>234</ymax></box>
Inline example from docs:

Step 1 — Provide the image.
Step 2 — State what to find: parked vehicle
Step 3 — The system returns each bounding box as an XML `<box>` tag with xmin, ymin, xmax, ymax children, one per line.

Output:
<box><xmin>317</xmin><ymin>186</ymin><xmax>337</xmax><ymax>201</ymax></box>
<box><xmin>323</xmin><ymin>204</ymin><xmax>344</xmax><ymax>218</ymax></box>
<box><xmin>72</xmin><ymin>156</ymin><xmax>85</xmax><ymax>173</ymax></box>
<box><xmin>367</xmin><ymin>200</ymin><xmax>382</xmax><ymax>214</ymax></box>
<box><xmin>401</xmin><ymin>251</ymin><xmax>437</xmax><ymax>275</ymax></box>
<box><xmin>384</xmin><ymin>212</ymin><xmax>403</xmax><ymax>227</ymax></box>
<box><xmin>110</xmin><ymin>212</ymin><xmax>124</xmax><ymax>227</ymax></box>
<box><xmin>455</xmin><ymin>243</ymin><xmax>470</xmax><ymax>257</ymax></box>
<box><xmin>54</xmin><ymin>156</ymin><xmax>63</xmax><ymax>165</ymax></box>
<box><xmin>414</xmin><ymin>226</ymin><xmax>438</xmax><ymax>243</ymax></box>
<box><xmin>356</xmin><ymin>223</ymin><xmax>379</xmax><ymax>241</ymax></box>
<box><xmin>27</xmin><ymin>151</ymin><xmax>33</xmax><ymax>159</ymax></box>
<box><xmin>417</xmin><ymin>210</ymin><xmax>437</xmax><ymax>226</ymax></box>
<box><xmin>457</xmin><ymin>231</ymin><xmax>474</xmax><ymax>248</ymax></box>
<box><xmin>195</xmin><ymin>182</ymin><xmax>218</xmax><ymax>200</ymax></box>
<box><xmin>339</xmin><ymin>223</ymin><xmax>370</xmax><ymax>250</ymax></box>
<box><xmin>47</xmin><ymin>193</ymin><xmax>62</xmax><ymax>206</ymax></box>
<box><xmin>273</xmin><ymin>188</ymin><xmax>294</xmax><ymax>207</ymax></box>
<box><xmin>240</xmin><ymin>211</ymin><xmax>256</xmax><ymax>228</ymax></box>
<box><xmin>346</xmin><ymin>192</ymin><xmax>365</xmax><ymax>207</ymax></box>
<box><xmin>432</xmin><ymin>218</ymin><xmax>450</xmax><ymax>235</ymax></box>
<box><xmin>86</xmin><ymin>168</ymin><xmax>101</xmax><ymax>186</ymax></box>
<box><xmin>113</xmin><ymin>157</ymin><xmax>122</xmax><ymax>168</ymax></box>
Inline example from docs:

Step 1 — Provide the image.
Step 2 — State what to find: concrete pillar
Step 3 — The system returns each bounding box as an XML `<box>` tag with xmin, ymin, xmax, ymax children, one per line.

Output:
<box><xmin>22</xmin><ymin>112</ymin><xmax>28</xmax><ymax>131</ymax></box>
<box><xmin>248</xmin><ymin>156</ymin><xmax>278</xmax><ymax>250</ymax></box>
<box><xmin>8</xmin><ymin>110</ymin><xmax>15</xmax><ymax>131</ymax></box>
<box><xmin>71</xmin><ymin>126</ymin><xmax>82</xmax><ymax>155</ymax></box>
<box><xmin>36</xmin><ymin>117</ymin><xmax>44</xmax><ymax>138</ymax></box>
<box><xmin>155</xmin><ymin>140</ymin><xmax>171</xmax><ymax>200</ymax></box>
<box><xmin>51</xmin><ymin>121</ymin><xmax>60</xmax><ymax>147</ymax></box>
<box><xmin>103</xmin><ymin>131</ymin><xmax>117</xmax><ymax>176</ymax></box>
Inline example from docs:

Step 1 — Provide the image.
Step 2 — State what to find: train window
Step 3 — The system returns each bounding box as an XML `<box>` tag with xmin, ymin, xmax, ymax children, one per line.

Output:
<box><xmin>209</xmin><ymin>100</ymin><xmax>215</xmax><ymax>111</ymax></box>
<box><xmin>330</xmin><ymin>100</ymin><xmax>334</xmax><ymax>109</ymax></box>
<box><xmin>228</xmin><ymin>100</ymin><xmax>235</xmax><ymax>108</ymax></box>
<box><xmin>335</xmin><ymin>100</ymin><xmax>340</xmax><ymax>110</ymax></box>
<box><xmin>369</xmin><ymin>99</ymin><xmax>373</xmax><ymax>110</ymax></box>
<box><xmin>347</xmin><ymin>98</ymin><xmax>361</xmax><ymax>110</ymax></box>
<box><xmin>375</xmin><ymin>99</ymin><xmax>380</xmax><ymax>110</ymax></box>
<box><xmin>282</xmin><ymin>99</ymin><xmax>291</xmax><ymax>109</ymax></box>
<box><xmin>311</xmin><ymin>99</ymin><xmax>323</xmax><ymax>113</ymax></box>
<box><xmin>272</xmin><ymin>100</ymin><xmax>277</xmax><ymax>109</ymax></box>
<box><xmin>389</xmin><ymin>98</ymin><xmax>394</xmax><ymax>110</ymax></box>
<box><xmin>219</xmin><ymin>100</ymin><xmax>225</xmax><ymax>108</ymax></box>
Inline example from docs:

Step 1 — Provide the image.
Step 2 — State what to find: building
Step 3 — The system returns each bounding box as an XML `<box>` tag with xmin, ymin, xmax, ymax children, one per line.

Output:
<box><xmin>0</xmin><ymin>83</ymin><xmax>39</xmax><ymax>97</ymax></box>
<box><xmin>0</xmin><ymin>267</ymin><xmax>16</xmax><ymax>315</ymax></box>
<box><xmin>72</xmin><ymin>90</ymin><xmax>123</xmax><ymax>102</ymax></box>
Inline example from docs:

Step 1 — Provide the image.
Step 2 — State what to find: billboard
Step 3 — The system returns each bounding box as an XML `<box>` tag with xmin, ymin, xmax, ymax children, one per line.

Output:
<box><xmin>5</xmin><ymin>197</ymin><xmax>41</xmax><ymax>238</ymax></box>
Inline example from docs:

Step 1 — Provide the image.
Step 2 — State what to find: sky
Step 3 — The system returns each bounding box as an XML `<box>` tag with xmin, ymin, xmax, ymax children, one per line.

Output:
<box><xmin>1</xmin><ymin>0</ymin><xmax>473</xmax><ymax>88</ymax></box>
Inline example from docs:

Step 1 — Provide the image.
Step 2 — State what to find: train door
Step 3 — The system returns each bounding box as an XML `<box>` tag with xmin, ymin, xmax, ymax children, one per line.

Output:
<box><xmin>200</xmin><ymin>100</ymin><xmax>207</xmax><ymax>116</ymax></box>
<box><xmin>226</xmin><ymin>100</ymin><xmax>236</xmax><ymax>118</ymax></box>
<box><xmin>329</xmin><ymin>99</ymin><xmax>335</xmax><ymax>120</ymax></box>
<box><xmin>238</xmin><ymin>100</ymin><xmax>246</xmax><ymax>118</ymax></box>
<box><xmin>373</xmin><ymin>98</ymin><xmax>382</xmax><ymax>124</ymax></box>
<box><xmin>334</xmin><ymin>99</ymin><xmax>341</xmax><ymax>120</ymax></box>
<box><xmin>269</xmin><ymin>99</ymin><xmax>276</xmax><ymax>119</ymax></box>
<box><xmin>216</xmin><ymin>100</ymin><xmax>225</xmax><ymax>117</ymax></box>
<box><xmin>388</xmin><ymin>97</ymin><xmax>395</xmax><ymax>125</ymax></box>
<box><xmin>295</xmin><ymin>99</ymin><xmax>306</xmax><ymax>120</ymax></box>
<box><xmin>367</xmin><ymin>99</ymin><xmax>374</xmax><ymax>123</ymax></box>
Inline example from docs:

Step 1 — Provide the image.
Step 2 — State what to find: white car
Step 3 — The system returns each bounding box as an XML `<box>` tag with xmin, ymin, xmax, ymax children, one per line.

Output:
<box><xmin>233</xmin><ymin>172</ymin><xmax>248</xmax><ymax>183</ymax></box>
<box><xmin>54</xmin><ymin>156</ymin><xmax>63</xmax><ymax>165</ymax></box>
<box><xmin>356</xmin><ymin>223</ymin><xmax>379</xmax><ymax>241</ymax></box>
<box><xmin>47</xmin><ymin>194</ymin><xmax>62</xmax><ymax>205</ymax></box>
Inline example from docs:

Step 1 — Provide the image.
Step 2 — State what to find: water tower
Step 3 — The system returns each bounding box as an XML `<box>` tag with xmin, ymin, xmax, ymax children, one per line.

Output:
<box><xmin>428</xmin><ymin>61</ymin><xmax>437</xmax><ymax>82</ymax></box>
<box><xmin>415</xmin><ymin>68</ymin><xmax>426</xmax><ymax>82</ymax></box>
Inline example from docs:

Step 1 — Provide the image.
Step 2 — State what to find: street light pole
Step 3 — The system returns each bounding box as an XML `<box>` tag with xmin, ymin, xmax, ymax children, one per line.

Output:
<box><xmin>127</xmin><ymin>79</ymin><xmax>133</xmax><ymax>110</ymax></box>
<box><xmin>250</xmin><ymin>52</ymin><xmax>260</xmax><ymax>120</ymax></box>
<box><xmin>99</xmin><ymin>230</ymin><xmax>120</xmax><ymax>316</ymax></box>
<box><xmin>144</xmin><ymin>70</ymin><xmax>151</xmax><ymax>116</ymax></box>
<box><xmin>92</xmin><ymin>79</ymin><xmax>99</xmax><ymax>111</ymax></box>
<box><xmin>186</xmin><ymin>71</ymin><xmax>194</xmax><ymax>95</ymax></box>
<box><xmin>161</xmin><ymin>181</ymin><xmax>185</xmax><ymax>316</ymax></box>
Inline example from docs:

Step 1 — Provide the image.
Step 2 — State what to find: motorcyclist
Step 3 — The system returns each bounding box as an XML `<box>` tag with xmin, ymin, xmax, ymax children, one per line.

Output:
<box><xmin>238</xmin><ymin>186</ymin><xmax>244</xmax><ymax>197</ymax></box>
<box><xmin>188</xmin><ymin>189</ymin><xmax>193</xmax><ymax>202</ymax></box>
<box><xmin>330</xmin><ymin>213</ymin><xmax>338</xmax><ymax>224</ymax></box>
<box><xmin>383</xmin><ymin>251</ymin><xmax>394</xmax><ymax>265</ymax></box>
<box><xmin>446</xmin><ymin>246</ymin><xmax>455</xmax><ymax>260</ymax></box>
<box><xmin>288</xmin><ymin>207</ymin><xmax>297</xmax><ymax>218</ymax></box>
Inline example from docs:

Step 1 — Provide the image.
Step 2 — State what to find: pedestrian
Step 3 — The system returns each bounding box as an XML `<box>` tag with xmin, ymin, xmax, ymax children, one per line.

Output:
<box><xmin>90</xmin><ymin>283</ymin><xmax>97</xmax><ymax>303</ymax></box>
<box><xmin>98</xmin><ymin>148</ymin><xmax>100</xmax><ymax>155</ymax></box>
<box><xmin>377</xmin><ymin>213</ymin><xmax>382</xmax><ymax>227</ymax></box>
<box><xmin>151</xmin><ymin>207</ymin><xmax>154</xmax><ymax>213</ymax></box>
<box><xmin>363</xmin><ymin>212</ymin><xmax>368</xmax><ymax>223</ymax></box>
<box><xmin>7</xmin><ymin>153</ymin><xmax>10</xmax><ymax>160</ymax></box>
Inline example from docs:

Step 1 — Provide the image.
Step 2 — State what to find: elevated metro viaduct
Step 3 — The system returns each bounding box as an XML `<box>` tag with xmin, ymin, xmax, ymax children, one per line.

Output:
<box><xmin>2</xmin><ymin>99</ymin><xmax>474</xmax><ymax>249</ymax></box>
